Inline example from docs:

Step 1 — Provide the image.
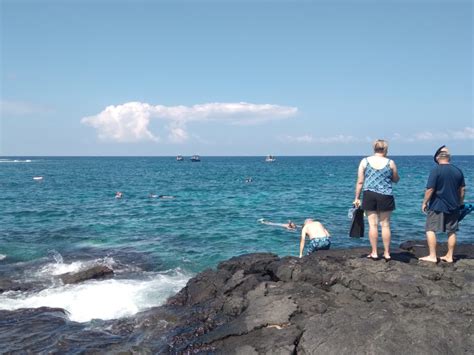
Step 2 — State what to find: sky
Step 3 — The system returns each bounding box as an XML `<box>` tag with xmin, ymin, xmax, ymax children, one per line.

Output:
<box><xmin>0</xmin><ymin>0</ymin><xmax>472</xmax><ymax>156</ymax></box>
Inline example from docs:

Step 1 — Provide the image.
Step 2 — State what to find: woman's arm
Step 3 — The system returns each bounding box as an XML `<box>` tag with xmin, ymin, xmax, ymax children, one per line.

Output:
<box><xmin>390</xmin><ymin>160</ymin><xmax>400</xmax><ymax>183</ymax></box>
<box><xmin>353</xmin><ymin>159</ymin><xmax>366</xmax><ymax>207</ymax></box>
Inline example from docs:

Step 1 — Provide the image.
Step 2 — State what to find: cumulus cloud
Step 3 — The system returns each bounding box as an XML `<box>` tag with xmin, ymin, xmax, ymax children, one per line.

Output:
<box><xmin>82</xmin><ymin>101</ymin><xmax>298</xmax><ymax>143</ymax></box>
<box><xmin>82</xmin><ymin>102</ymin><xmax>158</xmax><ymax>142</ymax></box>
<box><xmin>167</xmin><ymin>126</ymin><xmax>189</xmax><ymax>143</ymax></box>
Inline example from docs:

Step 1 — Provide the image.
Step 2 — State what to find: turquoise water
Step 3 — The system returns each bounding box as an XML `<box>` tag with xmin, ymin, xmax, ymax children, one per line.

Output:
<box><xmin>0</xmin><ymin>156</ymin><xmax>473</xmax><ymax>324</ymax></box>
<box><xmin>2</xmin><ymin>156</ymin><xmax>472</xmax><ymax>272</ymax></box>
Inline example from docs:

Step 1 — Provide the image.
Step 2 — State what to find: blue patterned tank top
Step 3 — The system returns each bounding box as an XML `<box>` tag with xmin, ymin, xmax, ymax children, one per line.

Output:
<box><xmin>363</xmin><ymin>158</ymin><xmax>393</xmax><ymax>195</ymax></box>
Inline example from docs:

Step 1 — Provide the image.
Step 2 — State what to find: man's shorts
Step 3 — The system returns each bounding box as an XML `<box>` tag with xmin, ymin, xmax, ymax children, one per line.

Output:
<box><xmin>425</xmin><ymin>210</ymin><xmax>460</xmax><ymax>234</ymax></box>
<box><xmin>362</xmin><ymin>190</ymin><xmax>395</xmax><ymax>212</ymax></box>
<box><xmin>307</xmin><ymin>237</ymin><xmax>331</xmax><ymax>255</ymax></box>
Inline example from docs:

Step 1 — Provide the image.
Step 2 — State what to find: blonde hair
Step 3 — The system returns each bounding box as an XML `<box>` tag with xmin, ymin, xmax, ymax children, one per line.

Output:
<box><xmin>373</xmin><ymin>139</ymin><xmax>388</xmax><ymax>156</ymax></box>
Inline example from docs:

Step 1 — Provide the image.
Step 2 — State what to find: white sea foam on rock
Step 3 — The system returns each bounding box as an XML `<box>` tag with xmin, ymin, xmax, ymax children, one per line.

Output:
<box><xmin>0</xmin><ymin>269</ymin><xmax>190</xmax><ymax>322</ymax></box>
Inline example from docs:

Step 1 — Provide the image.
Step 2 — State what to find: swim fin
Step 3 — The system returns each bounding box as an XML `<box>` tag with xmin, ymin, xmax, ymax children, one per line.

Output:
<box><xmin>459</xmin><ymin>203</ymin><xmax>473</xmax><ymax>222</ymax></box>
<box><xmin>349</xmin><ymin>207</ymin><xmax>364</xmax><ymax>238</ymax></box>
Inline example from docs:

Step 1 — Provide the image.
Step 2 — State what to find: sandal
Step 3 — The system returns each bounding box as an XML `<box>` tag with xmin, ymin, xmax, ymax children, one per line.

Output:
<box><xmin>366</xmin><ymin>253</ymin><xmax>379</xmax><ymax>260</ymax></box>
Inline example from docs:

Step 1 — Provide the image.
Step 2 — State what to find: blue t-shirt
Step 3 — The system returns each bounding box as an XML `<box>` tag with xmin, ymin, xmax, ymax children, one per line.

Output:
<box><xmin>426</xmin><ymin>164</ymin><xmax>465</xmax><ymax>213</ymax></box>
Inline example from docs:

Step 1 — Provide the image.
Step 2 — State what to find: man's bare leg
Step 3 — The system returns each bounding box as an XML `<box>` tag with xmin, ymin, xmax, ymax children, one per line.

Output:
<box><xmin>366</xmin><ymin>211</ymin><xmax>378</xmax><ymax>257</ymax></box>
<box><xmin>419</xmin><ymin>231</ymin><xmax>438</xmax><ymax>262</ymax></box>
<box><xmin>379</xmin><ymin>211</ymin><xmax>392</xmax><ymax>259</ymax></box>
<box><xmin>440</xmin><ymin>232</ymin><xmax>456</xmax><ymax>263</ymax></box>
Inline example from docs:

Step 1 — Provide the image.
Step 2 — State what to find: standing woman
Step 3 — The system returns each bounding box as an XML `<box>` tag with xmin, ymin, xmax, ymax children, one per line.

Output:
<box><xmin>353</xmin><ymin>140</ymin><xmax>400</xmax><ymax>260</ymax></box>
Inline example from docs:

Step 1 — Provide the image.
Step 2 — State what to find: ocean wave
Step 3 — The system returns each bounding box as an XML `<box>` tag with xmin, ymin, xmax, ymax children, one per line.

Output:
<box><xmin>0</xmin><ymin>254</ymin><xmax>6</xmax><ymax>261</ymax></box>
<box><xmin>0</xmin><ymin>269</ymin><xmax>190</xmax><ymax>322</ymax></box>
<box><xmin>0</xmin><ymin>159</ymin><xmax>32</xmax><ymax>163</ymax></box>
<box><xmin>37</xmin><ymin>254</ymin><xmax>116</xmax><ymax>277</ymax></box>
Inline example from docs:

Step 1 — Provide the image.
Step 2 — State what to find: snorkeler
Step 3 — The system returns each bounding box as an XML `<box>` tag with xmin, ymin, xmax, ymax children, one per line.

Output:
<box><xmin>158</xmin><ymin>195</ymin><xmax>175</xmax><ymax>199</ymax></box>
<box><xmin>258</xmin><ymin>218</ymin><xmax>297</xmax><ymax>230</ymax></box>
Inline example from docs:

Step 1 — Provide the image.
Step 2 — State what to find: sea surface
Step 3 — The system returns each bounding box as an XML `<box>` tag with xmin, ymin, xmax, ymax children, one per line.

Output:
<box><xmin>0</xmin><ymin>156</ymin><xmax>473</xmax><ymax>328</ymax></box>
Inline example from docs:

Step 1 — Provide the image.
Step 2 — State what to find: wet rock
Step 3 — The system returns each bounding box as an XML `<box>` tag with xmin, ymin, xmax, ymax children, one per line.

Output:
<box><xmin>58</xmin><ymin>264</ymin><xmax>113</xmax><ymax>284</ymax></box>
<box><xmin>3</xmin><ymin>243</ymin><xmax>473</xmax><ymax>353</ymax></box>
<box><xmin>0</xmin><ymin>279</ymin><xmax>34</xmax><ymax>293</ymax></box>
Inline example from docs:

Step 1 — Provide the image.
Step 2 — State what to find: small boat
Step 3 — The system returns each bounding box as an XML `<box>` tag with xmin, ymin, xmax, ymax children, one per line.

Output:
<box><xmin>176</xmin><ymin>155</ymin><xmax>184</xmax><ymax>161</ymax></box>
<box><xmin>265</xmin><ymin>155</ymin><xmax>276</xmax><ymax>162</ymax></box>
<box><xmin>191</xmin><ymin>155</ymin><xmax>201</xmax><ymax>162</ymax></box>
<box><xmin>33</xmin><ymin>176</ymin><xmax>44</xmax><ymax>180</ymax></box>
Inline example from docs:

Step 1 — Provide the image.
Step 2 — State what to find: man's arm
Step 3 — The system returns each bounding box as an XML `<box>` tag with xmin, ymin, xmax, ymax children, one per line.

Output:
<box><xmin>299</xmin><ymin>227</ymin><xmax>306</xmax><ymax>258</ymax></box>
<box><xmin>422</xmin><ymin>188</ymin><xmax>434</xmax><ymax>213</ymax></box>
<box><xmin>459</xmin><ymin>186</ymin><xmax>465</xmax><ymax>206</ymax></box>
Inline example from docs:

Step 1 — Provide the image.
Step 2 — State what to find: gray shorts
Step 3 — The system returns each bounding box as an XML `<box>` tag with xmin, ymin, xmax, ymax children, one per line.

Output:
<box><xmin>425</xmin><ymin>210</ymin><xmax>459</xmax><ymax>234</ymax></box>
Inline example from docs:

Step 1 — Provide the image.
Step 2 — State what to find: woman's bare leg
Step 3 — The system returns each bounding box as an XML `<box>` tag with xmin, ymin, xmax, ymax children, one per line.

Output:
<box><xmin>366</xmin><ymin>211</ymin><xmax>379</xmax><ymax>257</ymax></box>
<box><xmin>379</xmin><ymin>211</ymin><xmax>392</xmax><ymax>259</ymax></box>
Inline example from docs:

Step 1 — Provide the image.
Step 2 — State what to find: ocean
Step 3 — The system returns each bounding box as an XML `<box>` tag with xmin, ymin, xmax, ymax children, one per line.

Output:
<box><xmin>0</xmin><ymin>156</ymin><xmax>473</xmax><ymax>325</ymax></box>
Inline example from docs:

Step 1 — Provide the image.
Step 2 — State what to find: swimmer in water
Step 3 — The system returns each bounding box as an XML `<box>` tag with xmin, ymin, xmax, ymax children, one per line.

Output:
<box><xmin>259</xmin><ymin>219</ymin><xmax>297</xmax><ymax>231</ymax></box>
<box><xmin>299</xmin><ymin>219</ymin><xmax>331</xmax><ymax>258</ymax></box>
<box><xmin>148</xmin><ymin>193</ymin><xmax>158</xmax><ymax>198</ymax></box>
<box><xmin>115</xmin><ymin>191</ymin><xmax>123</xmax><ymax>199</ymax></box>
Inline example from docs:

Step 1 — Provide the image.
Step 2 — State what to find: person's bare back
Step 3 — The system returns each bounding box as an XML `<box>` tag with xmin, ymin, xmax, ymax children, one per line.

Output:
<box><xmin>302</xmin><ymin>220</ymin><xmax>329</xmax><ymax>239</ymax></box>
<box><xmin>299</xmin><ymin>219</ymin><xmax>331</xmax><ymax>258</ymax></box>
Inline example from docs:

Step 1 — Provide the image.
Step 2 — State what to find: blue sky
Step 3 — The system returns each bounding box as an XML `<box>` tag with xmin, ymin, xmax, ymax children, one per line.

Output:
<box><xmin>1</xmin><ymin>0</ymin><xmax>472</xmax><ymax>156</ymax></box>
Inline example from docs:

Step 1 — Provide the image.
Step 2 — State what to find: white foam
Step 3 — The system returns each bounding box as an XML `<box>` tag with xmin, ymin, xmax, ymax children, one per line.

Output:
<box><xmin>0</xmin><ymin>270</ymin><xmax>190</xmax><ymax>322</ymax></box>
<box><xmin>0</xmin><ymin>159</ymin><xmax>32</xmax><ymax>163</ymax></box>
<box><xmin>0</xmin><ymin>254</ymin><xmax>6</xmax><ymax>261</ymax></box>
<box><xmin>37</xmin><ymin>257</ymin><xmax>116</xmax><ymax>277</ymax></box>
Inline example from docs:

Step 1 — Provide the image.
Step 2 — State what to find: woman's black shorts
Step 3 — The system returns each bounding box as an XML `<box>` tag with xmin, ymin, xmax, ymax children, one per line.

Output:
<box><xmin>362</xmin><ymin>190</ymin><xmax>395</xmax><ymax>212</ymax></box>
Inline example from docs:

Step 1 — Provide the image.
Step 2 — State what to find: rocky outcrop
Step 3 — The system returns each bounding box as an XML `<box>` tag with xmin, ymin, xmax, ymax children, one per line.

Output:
<box><xmin>58</xmin><ymin>265</ymin><xmax>114</xmax><ymax>284</ymax></box>
<box><xmin>0</xmin><ymin>279</ymin><xmax>32</xmax><ymax>293</ymax></box>
<box><xmin>1</xmin><ymin>243</ymin><xmax>472</xmax><ymax>354</ymax></box>
<box><xmin>132</xmin><ymin>243</ymin><xmax>473</xmax><ymax>354</ymax></box>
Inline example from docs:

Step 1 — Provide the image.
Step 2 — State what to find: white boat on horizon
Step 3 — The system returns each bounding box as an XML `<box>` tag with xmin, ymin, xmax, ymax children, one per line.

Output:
<box><xmin>191</xmin><ymin>155</ymin><xmax>201</xmax><ymax>162</ymax></box>
<box><xmin>265</xmin><ymin>155</ymin><xmax>276</xmax><ymax>162</ymax></box>
<box><xmin>176</xmin><ymin>155</ymin><xmax>184</xmax><ymax>161</ymax></box>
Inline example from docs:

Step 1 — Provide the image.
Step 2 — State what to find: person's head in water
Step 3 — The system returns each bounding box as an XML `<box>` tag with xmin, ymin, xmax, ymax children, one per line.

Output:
<box><xmin>288</xmin><ymin>221</ymin><xmax>296</xmax><ymax>230</ymax></box>
<box><xmin>303</xmin><ymin>218</ymin><xmax>313</xmax><ymax>226</ymax></box>
<box><xmin>373</xmin><ymin>139</ymin><xmax>388</xmax><ymax>157</ymax></box>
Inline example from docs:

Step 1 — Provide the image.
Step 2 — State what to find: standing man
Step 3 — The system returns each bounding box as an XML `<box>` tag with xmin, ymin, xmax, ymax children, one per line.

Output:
<box><xmin>419</xmin><ymin>146</ymin><xmax>465</xmax><ymax>263</ymax></box>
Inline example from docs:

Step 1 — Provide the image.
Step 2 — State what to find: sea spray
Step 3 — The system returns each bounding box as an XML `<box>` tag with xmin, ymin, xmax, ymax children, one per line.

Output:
<box><xmin>0</xmin><ymin>269</ymin><xmax>190</xmax><ymax>322</ymax></box>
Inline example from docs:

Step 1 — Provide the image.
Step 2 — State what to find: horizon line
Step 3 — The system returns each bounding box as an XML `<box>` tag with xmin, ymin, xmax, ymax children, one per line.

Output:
<box><xmin>1</xmin><ymin>154</ymin><xmax>473</xmax><ymax>158</ymax></box>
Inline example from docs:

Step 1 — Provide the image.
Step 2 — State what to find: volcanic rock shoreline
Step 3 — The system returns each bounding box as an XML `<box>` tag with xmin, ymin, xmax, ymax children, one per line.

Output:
<box><xmin>1</xmin><ymin>242</ymin><xmax>473</xmax><ymax>354</ymax></box>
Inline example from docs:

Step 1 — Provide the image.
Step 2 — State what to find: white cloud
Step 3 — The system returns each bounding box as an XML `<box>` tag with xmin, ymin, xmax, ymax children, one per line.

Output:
<box><xmin>82</xmin><ymin>101</ymin><xmax>298</xmax><ymax>143</ymax></box>
<box><xmin>391</xmin><ymin>127</ymin><xmax>473</xmax><ymax>142</ymax></box>
<box><xmin>168</xmin><ymin>126</ymin><xmax>188</xmax><ymax>143</ymax></box>
<box><xmin>81</xmin><ymin>102</ymin><xmax>158</xmax><ymax>142</ymax></box>
<box><xmin>281</xmin><ymin>134</ymin><xmax>362</xmax><ymax>144</ymax></box>
<box><xmin>0</xmin><ymin>100</ymin><xmax>52</xmax><ymax>116</ymax></box>
<box><xmin>451</xmin><ymin>127</ymin><xmax>474</xmax><ymax>140</ymax></box>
